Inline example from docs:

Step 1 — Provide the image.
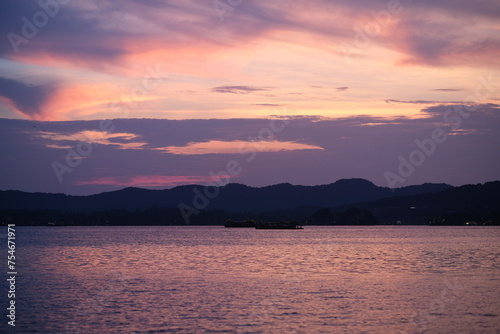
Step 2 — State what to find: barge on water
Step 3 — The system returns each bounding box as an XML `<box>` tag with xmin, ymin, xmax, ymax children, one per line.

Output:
<box><xmin>224</xmin><ymin>220</ymin><xmax>303</xmax><ymax>229</ymax></box>
<box><xmin>255</xmin><ymin>221</ymin><xmax>303</xmax><ymax>229</ymax></box>
<box><xmin>224</xmin><ymin>219</ymin><xmax>256</xmax><ymax>228</ymax></box>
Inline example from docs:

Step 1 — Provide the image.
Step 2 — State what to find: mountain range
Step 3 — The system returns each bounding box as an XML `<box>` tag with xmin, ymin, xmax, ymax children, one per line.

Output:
<box><xmin>1</xmin><ymin>179</ymin><xmax>499</xmax><ymax>225</ymax></box>
<box><xmin>0</xmin><ymin>178</ymin><xmax>451</xmax><ymax>212</ymax></box>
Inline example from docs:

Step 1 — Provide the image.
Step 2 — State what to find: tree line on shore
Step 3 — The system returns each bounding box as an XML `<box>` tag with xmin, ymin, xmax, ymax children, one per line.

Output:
<box><xmin>1</xmin><ymin>207</ymin><xmax>498</xmax><ymax>226</ymax></box>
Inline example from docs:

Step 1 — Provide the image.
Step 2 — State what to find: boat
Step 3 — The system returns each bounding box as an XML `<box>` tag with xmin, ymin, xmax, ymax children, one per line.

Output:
<box><xmin>255</xmin><ymin>221</ymin><xmax>303</xmax><ymax>229</ymax></box>
<box><xmin>47</xmin><ymin>222</ymin><xmax>67</xmax><ymax>227</ymax></box>
<box><xmin>224</xmin><ymin>219</ymin><xmax>256</xmax><ymax>228</ymax></box>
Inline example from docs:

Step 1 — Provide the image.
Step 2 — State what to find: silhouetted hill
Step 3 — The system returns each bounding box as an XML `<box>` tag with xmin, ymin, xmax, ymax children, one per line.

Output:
<box><xmin>330</xmin><ymin>181</ymin><xmax>500</xmax><ymax>225</ymax></box>
<box><xmin>2</xmin><ymin>180</ymin><xmax>498</xmax><ymax>226</ymax></box>
<box><xmin>0</xmin><ymin>178</ymin><xmax>451</xmax><ymax>212</ymax></box>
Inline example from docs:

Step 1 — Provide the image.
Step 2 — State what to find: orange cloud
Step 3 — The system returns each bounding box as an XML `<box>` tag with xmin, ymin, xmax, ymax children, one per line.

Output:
<box><xmin>38</xmin><ymin>130</ymin><xmax>147</xmax><ymax>150</ymax></box>
<box><xmin>156</xmin><ymin>140</ymin><xmax>324</xmax><ymax>155</ymax></box>
<box><xmin>2</xmin><ymin>0</ymin><xmax>499</xmax><ymax>122</ymax></box>
<box><xmin>42</xmin><ymin>83</ymin><xmax>128</xmax><ymax>120</ymax></box>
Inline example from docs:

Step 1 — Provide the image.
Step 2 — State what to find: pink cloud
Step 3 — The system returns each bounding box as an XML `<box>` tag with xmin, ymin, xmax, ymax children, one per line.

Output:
<box><xmin>2</xmin><ymin>0</ymin><xmax>499</xmax><ymax>123</ymax></box>
<box><xmin>74</xmin><ymin>175</ymin><xmax>233</xmax><ymax>188</ymax></box>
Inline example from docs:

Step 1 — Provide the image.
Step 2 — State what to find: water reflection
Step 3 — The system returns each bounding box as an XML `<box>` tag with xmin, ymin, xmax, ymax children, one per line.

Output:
<box><xmin>14</xmin><ymin>226</ymin><xmax>500</xmax><ymax>333</ymax></box>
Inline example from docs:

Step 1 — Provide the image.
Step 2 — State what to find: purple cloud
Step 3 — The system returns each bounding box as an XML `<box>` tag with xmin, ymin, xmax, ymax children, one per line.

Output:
<box><xmin>211</xmin><ymin>85</ymin><xmax>274</xmax><ymax>94</ymax></box>
<box><xmin>0</xmin><ymin>77</ymin><xmax>57</xmax><ymax>119</ymax></box>
<box><xmin>1</xmin><ymin>0</ymin><xmax>498</xmax><ymax>72</ymax></box>
<box><xmin>1</xmin><ymin>108</ymin><xmax>499</xmax><ymax>195</ymax></box>
<box><xmin>430</xmin><ymin>88</ymin><xmax>464</xmax><ymax>92</ymax></box>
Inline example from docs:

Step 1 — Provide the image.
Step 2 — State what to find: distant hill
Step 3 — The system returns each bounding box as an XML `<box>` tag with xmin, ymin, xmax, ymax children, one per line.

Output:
<box><xmin>0</xmin><ymin>178</ymin><xmax>451</xmax><ymax>212</ymax></box>
<box><xmin>329</xmin><ymin>181</ymin><xmax>500</xmax><ymax>225</ymax></box>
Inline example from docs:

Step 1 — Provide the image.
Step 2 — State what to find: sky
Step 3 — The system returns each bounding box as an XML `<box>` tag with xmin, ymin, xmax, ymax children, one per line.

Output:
<box><xmin>0</xmin><ymin>0</ymin><xmax>499</xmax><ymax>195</ymax></box>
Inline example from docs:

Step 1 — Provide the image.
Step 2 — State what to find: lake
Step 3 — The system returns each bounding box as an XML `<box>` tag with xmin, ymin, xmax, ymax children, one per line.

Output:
<box><xmin>8</xmin><ymin>226</ymin><xmax>500</xmax><ymax>333</ymax></box>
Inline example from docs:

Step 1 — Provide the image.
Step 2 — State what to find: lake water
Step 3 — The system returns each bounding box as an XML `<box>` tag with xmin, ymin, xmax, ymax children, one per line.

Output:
<box><xmin>6</xmin><ymin>226</ymin><xmax>500</xmax><ymax>333</ymax></box>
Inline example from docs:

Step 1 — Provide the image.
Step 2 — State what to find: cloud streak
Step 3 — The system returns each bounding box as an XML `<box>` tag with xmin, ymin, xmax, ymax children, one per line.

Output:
<box><xmin>430</xmin><ymin>88</ymin><xmax>464</xmax><ymax>92</ymax></box>
<box><xmin>74</xmin><ymin>175</ymin><xmax>230</xmax><ymax>188</ymax></box>
<box><xmin>385</xmin><ymin>99</ymin><xmax>463</xmax><ymax>105</ymax></box>
<box><xmin>210</xmin><ymin>85</ymin><xmax>274</xmax><ymax>94</ymax></box>
<box><xmin>38</xmin><ymin>130</ymin><xmax>147</xmax><ymax>150</ymax></box>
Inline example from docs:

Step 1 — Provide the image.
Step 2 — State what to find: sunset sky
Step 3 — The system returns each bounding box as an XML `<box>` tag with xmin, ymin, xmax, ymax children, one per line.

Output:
<box><xmin>1</xmin><ymin>0</ymin><xmax>499</xmax><ymax>195</ymax></box>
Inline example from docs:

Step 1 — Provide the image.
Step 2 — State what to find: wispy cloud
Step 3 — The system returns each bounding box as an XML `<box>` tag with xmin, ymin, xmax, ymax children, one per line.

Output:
<box><xmin>252</xmin><ymin>103</ymin><xmax>283</xmax><ymax>107</ymax></box>
<box><xmin>385</xmin><ymin>99</ymin><xmax>462</xmax><ymax>105</ymax></box>
<box><xmin>210</xmin><ymin>85</ymin><xmax>274</xmax><ymax>94</ymax></box>
<box><xmin>74</xmin><ymin>175</ymin><xmax>230</xmax><ymax>188</ymax></box>
<box><xmin>421</xmin><ymin>103</ymin><xmax>500</xmax><ymax>115</ymax></box>
<box><xmin>2</xmin><ymin>0</ymin><xmax>499</xmax><ymax>72</ymax></box>
<box><xmin>388</xmin><ymin>11</ymin><xmax>500</xmax><ymax>67</ymax></box>
<box><xmin>38</xmin><ymin>130</ymin><xmax>147</xmax><ymax>150</ymax></box>
<box><xmin>430</xmin><ymin>88</ymin><xmax>464</xmax><ymax>92</ymax></box>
